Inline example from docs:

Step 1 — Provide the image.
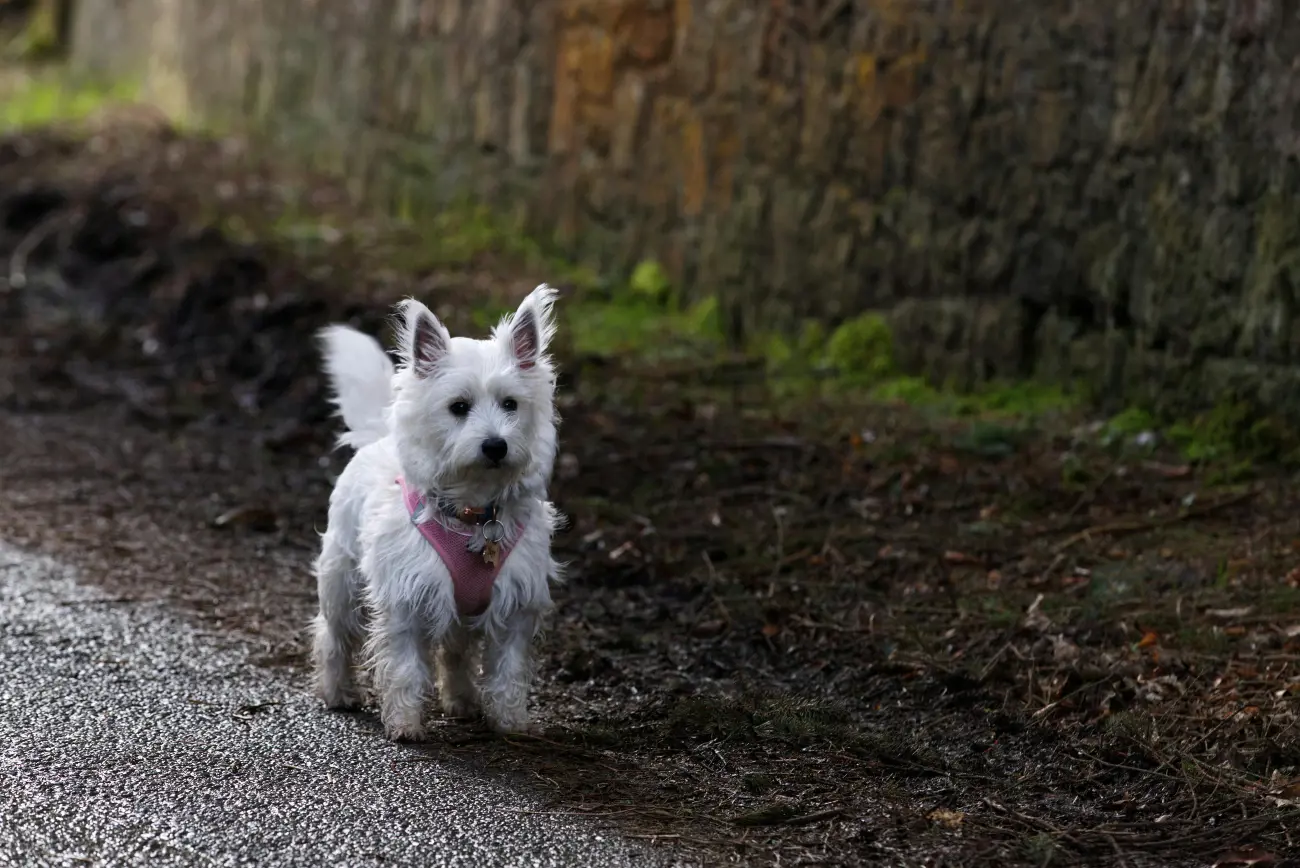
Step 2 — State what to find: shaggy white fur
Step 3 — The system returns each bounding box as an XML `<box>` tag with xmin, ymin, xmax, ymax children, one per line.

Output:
<box><xmin>311</xmin><ymin>285</ymin><xmax>563</xmax><ymax>740</ymax></box>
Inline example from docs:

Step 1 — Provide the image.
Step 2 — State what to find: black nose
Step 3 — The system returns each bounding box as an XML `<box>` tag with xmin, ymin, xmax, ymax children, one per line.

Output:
<box><xmin>481</xmin><ymin>437</ymin><xmax>508</xmax><ymax>463</ymax></box>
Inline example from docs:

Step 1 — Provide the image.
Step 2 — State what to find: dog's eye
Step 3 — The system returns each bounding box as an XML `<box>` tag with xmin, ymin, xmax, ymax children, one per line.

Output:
<box><xmin>501</xmin><ymin>397</ymin><xmax>518</xmax><ymax>413</ymax></box>
<box><xmin>449</xmin><ymin>400</ymin><xmax>471</xmax><ymax>417</ymax></box>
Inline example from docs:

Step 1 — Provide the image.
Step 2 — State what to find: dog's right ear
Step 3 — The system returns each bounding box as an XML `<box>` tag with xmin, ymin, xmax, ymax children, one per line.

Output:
<box><xmin>395</xmin><ymin>298</ymin><xmax>450</xmax><ymax>378</ymax></box>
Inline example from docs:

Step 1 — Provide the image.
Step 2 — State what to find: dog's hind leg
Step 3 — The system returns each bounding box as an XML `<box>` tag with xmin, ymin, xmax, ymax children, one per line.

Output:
<box><xmin>312</xmin><ymin>538</ymin><xmax>365</xmax><ymax>710</ymax></box>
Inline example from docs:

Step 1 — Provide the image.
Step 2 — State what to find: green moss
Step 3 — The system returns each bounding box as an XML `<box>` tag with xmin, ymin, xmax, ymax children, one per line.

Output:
<box><xmin>0</xmin><ymin>74</ymin><xmax>142</xmax><ymax>131</ymax></box>
<box><xmin>1160</xmin><ymin>400</ymin><xmax>1299</xmax><ymax>477</ymax></box>
<box><xmin>824</xmin><ymin>312</ymin><xmax>894</xmax><ymax>384</ymax></box>
<box><xmin>567</xmin><ymin>295</ymin><xmax>724</xmax><ymax>360</ymax></box>
<box><xmin>758</xmin><ymin>320</ymin><xmax>831</xmax><ymax>392</ymax></box>
<box><xmin>1105</xmin><ymin>407</ymin><xmax>1157</xmax><ymax>437</ymax></box>
<box><xmin>961</xmin><ymin>382</ymin><xmax>1074</xmax><ymax>416</ymax></box>
<box><xmin>627</xmin><ymin>259</ymin><xmax>672</xmax><ymax>304</ymax></box>
<box><xmin>870</xmin><ymin>376</ymin><xmax>939</xmax><ymax>404</ymax></box>
<box><xmin>1090</xmin><ymin>398</ymin><xmax>1300</xmax><ymax>475</ymax></box>
<box><xmin>869</xmin><ymin>377</ymin><xmax>1075</xmax><ymax>420</ymax></box>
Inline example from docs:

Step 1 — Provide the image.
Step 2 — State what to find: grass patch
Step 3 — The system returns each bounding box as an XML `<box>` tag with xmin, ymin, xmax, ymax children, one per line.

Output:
<box><xmin>1091</xmin><ymin>400</ymin><xmax>1300</xmax><ymax>480</ymax></box>
<box><xmin>1165</xmin><ymin>400</ymin><xmax>1298</xmax><ymax>475</ymax></box>
<box><xmin>0</xmin><ymin>72</ymin><xmax>140</xmax><ymax>131</ymax></box>
<box><xmin>872</xmin><ymin>378</ymin><xmax>1076</xmax><ymax>420</ymax></box>
<box><xmin>568</xmin><ymin>294</ymin><xmax>723</xmax><ymax>360</ymax></box>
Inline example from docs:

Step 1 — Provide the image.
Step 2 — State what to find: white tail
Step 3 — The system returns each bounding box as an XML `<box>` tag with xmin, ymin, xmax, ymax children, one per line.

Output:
<box><xmin>318</xmin><ymin>325</ymin><xmax>395</xmax><ymax>449</ymax></box>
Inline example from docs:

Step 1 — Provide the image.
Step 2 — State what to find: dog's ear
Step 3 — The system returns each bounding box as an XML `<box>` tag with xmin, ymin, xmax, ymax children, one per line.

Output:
<box><xmin>505</xmin><ymin>284</ymin><xmax>558</xmax><ymax>371</ymax></box>
<box><xmin>395</xmin><ymin>298</ymin><xmax>450</xmax><ymax>378</ymax></box>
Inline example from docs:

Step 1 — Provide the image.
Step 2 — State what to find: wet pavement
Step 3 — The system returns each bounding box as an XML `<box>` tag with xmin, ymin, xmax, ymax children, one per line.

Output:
<box><xmin>0</xmin><ymin>544</ymin><xmax>678</xmax><ymax>868</ymax></box>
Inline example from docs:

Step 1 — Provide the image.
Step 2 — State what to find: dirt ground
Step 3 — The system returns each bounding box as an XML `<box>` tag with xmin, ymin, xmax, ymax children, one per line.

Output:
<box><xmin>3</xmin><ymin>120</ymin><xmax>1300</xmax><ymax>868</ymax></box>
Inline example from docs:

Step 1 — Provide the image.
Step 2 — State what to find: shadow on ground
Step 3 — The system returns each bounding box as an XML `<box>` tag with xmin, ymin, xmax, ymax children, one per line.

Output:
<box><xmin>1</xmin><ymin>124</ymin><xmax>1299</xmax><ymax>867</ymax></box>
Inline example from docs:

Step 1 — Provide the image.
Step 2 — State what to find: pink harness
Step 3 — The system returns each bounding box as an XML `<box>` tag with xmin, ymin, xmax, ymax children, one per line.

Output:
<box><xmin>397</xmin><ymin>477</ymin><xmax>516</xmax><ymax>617</ymax></box>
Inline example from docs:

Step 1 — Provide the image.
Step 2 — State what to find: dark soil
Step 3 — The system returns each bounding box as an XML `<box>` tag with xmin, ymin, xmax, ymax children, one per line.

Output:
<box><xmin>3</xmin><ymin>122</ymin><xmax>1300</xmax><ymax>868</ymax></box>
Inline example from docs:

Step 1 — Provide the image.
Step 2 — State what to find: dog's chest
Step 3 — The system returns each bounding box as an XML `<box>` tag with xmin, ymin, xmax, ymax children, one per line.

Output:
<box><xmin>414</xmin><ymin>520</ymin><xmax>511</xmax><ymax>616</ymax></box>
<box><xmin>396</xmin><ymin>478</ymin><xmax>518</xmax><ymax>617</ymax></box>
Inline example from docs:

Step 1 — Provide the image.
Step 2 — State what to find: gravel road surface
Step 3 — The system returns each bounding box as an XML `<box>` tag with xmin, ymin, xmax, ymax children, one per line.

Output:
<box><xmin>0</xmin><ymin>544</ymin><xmax>678</xmax><ymax>868</ymax></box>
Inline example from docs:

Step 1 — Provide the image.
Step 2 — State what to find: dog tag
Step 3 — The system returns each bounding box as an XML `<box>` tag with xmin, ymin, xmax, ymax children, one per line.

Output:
<box><xmin>482</xmin><ymin>519</ymin><xmax>505</xmax><ymax>567</ymax></box>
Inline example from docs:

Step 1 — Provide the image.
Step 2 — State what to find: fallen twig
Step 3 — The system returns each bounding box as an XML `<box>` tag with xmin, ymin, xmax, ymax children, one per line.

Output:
<box><xmin>1052</xmin><ymin>488</ymin><xmax>1258</xmax><ymax>553</ymax></box>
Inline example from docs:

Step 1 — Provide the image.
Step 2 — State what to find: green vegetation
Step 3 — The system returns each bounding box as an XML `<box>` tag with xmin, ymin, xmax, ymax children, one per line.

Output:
<box><xmin>0</xmin><ymin>73</ymin><xmax>140</xmax><ymax>131</ymax></box>
<box><xmin>1096</xmin><ymin>399</ymin><xmax>1299</xmax><ymax>477</ymax></box>
<box><xmin>627</xmin><ymin>259</ymin><xmax>673</xmax><ymax>304</ymax></box>
<box><xmin>5</xmin><ymin>71</ymin><xmax>1292</xmax><ymax>468</ymax></box>
<box><xmin>1165</xmin><ymin>400</ymin><xmax>1295</xmax><ymax>468</ymax></box>
<box><xmin>824</xmin><ymin>312</ymin><xmax>894</xmax><ymax>384</ymax></box>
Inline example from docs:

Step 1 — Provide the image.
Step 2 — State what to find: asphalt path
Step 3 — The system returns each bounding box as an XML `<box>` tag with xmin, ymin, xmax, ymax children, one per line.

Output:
<box><xmin>0</xmin><ymin>544</ymin><xmax>681</xmax><ymax>868</ymax></box>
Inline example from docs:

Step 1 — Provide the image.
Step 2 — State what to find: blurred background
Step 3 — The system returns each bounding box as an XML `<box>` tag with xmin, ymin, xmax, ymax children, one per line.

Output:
<box><xmin>1</xmin><ymin>2</ymin><xmax>1299</xmax><ymax>866</ymax></box>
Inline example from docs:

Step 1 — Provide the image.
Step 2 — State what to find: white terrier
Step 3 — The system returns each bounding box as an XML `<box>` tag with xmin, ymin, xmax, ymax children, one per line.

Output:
<box><xmin>311</xmin><ymin>285</ymin><xmax>563</xmax><ymax>740</ymax></box>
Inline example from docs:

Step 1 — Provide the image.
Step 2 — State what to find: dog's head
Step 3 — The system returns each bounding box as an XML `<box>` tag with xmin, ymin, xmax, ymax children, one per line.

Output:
<box><xmin>389</xmin><ymin>284</ymin><xmax>559</xmax><ymax>505</ymax></box>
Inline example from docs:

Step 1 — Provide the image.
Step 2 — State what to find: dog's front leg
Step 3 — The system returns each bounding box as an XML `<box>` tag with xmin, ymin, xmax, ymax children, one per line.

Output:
<box><xmin>480</xmin><ymin>608</ymin><xmax>541</xmax><ymax>734</ymax></box>
<box><xmin>370</xmin><ymin>603</ymin><xmax>432</xmax><ymax>741</ymax></box>
<box><xmin>435</xmin><ymin>624</ymin><xmax>481</xmax><ymax>719</ymax></box>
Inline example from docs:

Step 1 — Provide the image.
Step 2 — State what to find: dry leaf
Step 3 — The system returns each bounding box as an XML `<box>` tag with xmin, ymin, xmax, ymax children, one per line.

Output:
<box><xmin>927</xmin><ymin>808</ymin><xmax>964</xmax><ymax>829</ymax></box>
<box><xmin>944</xmin><ymin>550</ymin><xmax>980</xmax><ymax>565</ymax></box>
<box><xmin>761</xmin><ymin>623</ymin><xmax>781</xmax><ymax>639</ymax></box>
<box><xmin>1273</xmin><ymin>781</ymin><xmax>1300</xmax><ymax>803</ymax></box>
<box><xmin>1137</xmin><ymin>631</ymin><xmax>1159</xmax><ymax>648</ymax></box>
<box><xmin>1208</xmin><ymin>606</ymin><xmax>1254</xmax><ymax>620</ymax></box>
<box><xmin>1051</xmin><ymin>635</ymin><xmax>1081</xmax><ymax>663</ymax></box>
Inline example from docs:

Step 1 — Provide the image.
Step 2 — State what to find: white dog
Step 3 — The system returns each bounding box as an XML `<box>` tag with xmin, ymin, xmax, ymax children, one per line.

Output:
<box><xmin>311</xmin><ymin>285</ymin><xmax>563</xmax><ymax>740</ymax></box>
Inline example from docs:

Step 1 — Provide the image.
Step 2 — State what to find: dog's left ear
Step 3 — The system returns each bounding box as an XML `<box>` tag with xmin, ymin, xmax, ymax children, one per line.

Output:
<box><xmin>506</xmin><ymin>284</ymin><xmax>558</xmax><ymax>371</ymax></box>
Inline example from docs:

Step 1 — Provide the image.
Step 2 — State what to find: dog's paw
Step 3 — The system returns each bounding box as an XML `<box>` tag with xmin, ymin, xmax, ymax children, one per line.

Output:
<box><xmin>438</xmin><ymin>694</ymin><xmax>480</xmax><ymax>720</ymax></box>
<box><xmin>384</xmin><ymin>722</ymin><xmax>428</xmax><ymax>742</ymax></box>
<box><xmin>487</xmin><ymin>711</ymin><xmax>535</xmax><ymax>736</ymax></box>
<box><xmin>381</xmin><ymin>706</ymin><xmax>428</xmax><ymax>742</ymax></box>
<box><xmin>318</xmin><ymin>684</ymin><xmax>364</xmax><ymax>711</ymax></box>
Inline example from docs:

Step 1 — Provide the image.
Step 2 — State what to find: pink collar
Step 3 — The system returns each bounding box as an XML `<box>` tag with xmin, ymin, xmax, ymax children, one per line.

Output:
<box><xmin>396</xmin><ymin>477</ymin><xmax>517</xmax><ymax>617</ymax></box>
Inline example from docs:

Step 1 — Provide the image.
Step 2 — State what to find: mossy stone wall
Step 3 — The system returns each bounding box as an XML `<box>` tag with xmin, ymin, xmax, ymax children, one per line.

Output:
<box><xmin>65</xmin><ymin>0</ymin><xmax>1300</xmax><ymax>421</ymax></box>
